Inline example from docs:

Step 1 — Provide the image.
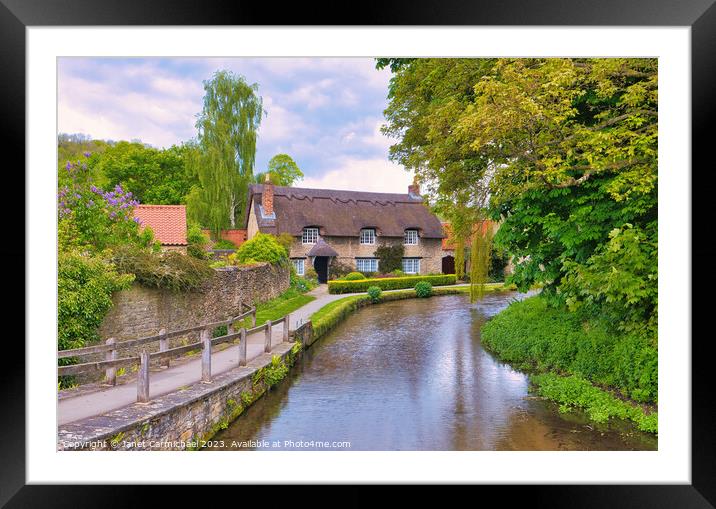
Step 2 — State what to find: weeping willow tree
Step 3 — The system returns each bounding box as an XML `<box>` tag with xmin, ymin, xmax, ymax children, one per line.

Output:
<box><xmin>454</xmin><ymin>236</ymin><xmax>465</xmax><ymax>280</ymax></box>
<box><xmin>187</xmin><ymin>70</ymin><xmax>263</xmax><ymax>237</ymax></box>
<box><xmin>469</xmin><ymin>220</ymin><xmax>493</xmax><ymax>302</ymax></box>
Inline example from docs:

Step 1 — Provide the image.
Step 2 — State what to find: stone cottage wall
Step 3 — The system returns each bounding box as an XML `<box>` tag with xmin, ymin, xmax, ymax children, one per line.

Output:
<box><xmin>288</xmin><ymin>236</ymin><xmax>444</xmax><ymax>275</ymax></box>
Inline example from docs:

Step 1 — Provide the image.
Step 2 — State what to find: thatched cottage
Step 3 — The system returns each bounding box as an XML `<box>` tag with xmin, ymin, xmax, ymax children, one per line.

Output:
<box><xmin>244</xmin><ymin>179</ymin><xmax>445</xmax><ymax>283</ymax></box>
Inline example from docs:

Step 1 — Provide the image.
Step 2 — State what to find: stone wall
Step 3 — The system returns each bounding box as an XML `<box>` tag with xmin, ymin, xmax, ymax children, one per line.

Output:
<box><xmin>287</xmin><ymin>236</ymin><xmax>444</xmax><ymax>275</ymax></box>
<box><xmin>99</xmin><ymin>262</ymin><xmax>289</xmax><ymax>343</ymax></box>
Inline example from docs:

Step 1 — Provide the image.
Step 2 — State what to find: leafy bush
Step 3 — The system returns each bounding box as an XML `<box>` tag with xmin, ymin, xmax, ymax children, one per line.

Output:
<box><xmin>234</xmin><ymin>233</ymin><xmax>287</xmax><ymax>265</ymax></box>
<box><xmin>328</xmin><ymin>274</ymin><xmax>456</xmax><ymax>294</ymax></box>
<box><xmin>111</xmin><ymin>246</ymin><xmax>215</xmax><ymax>291</ymax></box>
<box><xmin>373</xmin><ymin>242</ymin><xmax>404</xmax><ymax>273</ymax></box>
<box><xmin>290</xmin><ymin>272</ymin><xmax>317</xmax><ymax>293</ymax></box>
<box><xmin>305</xmin><ymin>267</ymin><xmax>318</xmax><ymax>281</ymax></box>
<box><xmin>367</xmin><ymin>286</ymin><xmax>382</xmax><ymax>303</ymax></box>
<box><xmin>187</xmin><ymin>223</ymin><xmax>210</xmax><ymax>259</ymax></box>
<box><xmin>344</xmin><ymin>272</ymin><xmax>366</xmax><ymax>281</ymax></box>
<box><xmin>328</xmin><ymin>258</ymin><xmax>353</xmax><ymax>280</ymax></box>
<box><xmin>213</xmin><ymin>239</ymin><xmax>237</xmax><ymax>250</ymax></box>
<box><xmin>58</xmin><ymin>250</ymin><xmax>134</xmax><ymax>351</ymax></box>
<box><xmin>209</xmin><ymin>260</ymin><xmax>229</xmax><ymax>269</ymax></box>
<box><xmin>414</xmin><ymin>281</ymin><xmax>433</xmax><ymax>298</ymax></box>
<box><xmin>275</xmin><ymin>233</ymin><xmax>295</xmax><ymax>256</ymax></box>
<box><xmin>481</xmin><ymin>295</ymin><xmax>657</xmax><ymax>403</ymax></box>
<box><xmin>531</xmin><ymin>373</ymin><xmax>657</xmax><ymax>433</ymax></box>
<box><xmin>264</xmin><ymin>355</ymin><xmax>289</xmax><ymax>387</ymax></box>
<box><xmin>390</xmin><ymin>269</ymin><xmax>405</xmax><ymax>277</ymax></box>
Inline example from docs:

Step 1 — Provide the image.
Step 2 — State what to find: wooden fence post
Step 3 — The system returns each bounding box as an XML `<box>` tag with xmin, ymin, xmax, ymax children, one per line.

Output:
<box><xmin>252</xmin><ymin>309</ymin><xmax>257</xmax><ymax>327</ymax></box>
<box><xmin>264</xmin><ymin>320</ymin><xmax>272</xmax><ymax>353</ymax></box>
<box><xmin>158</xmin><ymin>328</ymin><xmax>169</xmax><ymax>368</ymax></box>
<box><xmin>105</xmin><ymin>338</ymin><xmax>117</xmax><ymax>386</ymax></box>
<box><xmin>201</xmin><ymin>328</ymin><xmax>211</xmax><ymax>383</ymax></box>
<box><xmin>137</xmin><ymin>350</ymin><xmax>150</xmax><ymax>403</ymax></box>
<box><xmin>283</xmin><ymin>314</ymin><xmax>290</xmax><ymax>343</ymax></box>
<box><xmin>239</xmin><ymin>328</ymin><xmax>247</xmax><ymax>366</ymax></box>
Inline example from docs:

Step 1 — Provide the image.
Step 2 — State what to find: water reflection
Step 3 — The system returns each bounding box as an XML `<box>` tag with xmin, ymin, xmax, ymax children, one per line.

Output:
<box><xmin>213</xmin><ymin>292</ymin><xmax>657</xmax><ymax>451</ymax></box>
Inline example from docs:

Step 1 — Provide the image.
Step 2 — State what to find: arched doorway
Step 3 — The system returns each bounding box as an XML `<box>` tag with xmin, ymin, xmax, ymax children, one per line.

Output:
<box><xmin>313</xmin><ymin>256</ymin><xmax>329</xmax><ymax>284</ymax></box>
<box><xmin>442</xmin><ymin>255</ymin><xmax>455</xmax><ymax>274</ymax></box>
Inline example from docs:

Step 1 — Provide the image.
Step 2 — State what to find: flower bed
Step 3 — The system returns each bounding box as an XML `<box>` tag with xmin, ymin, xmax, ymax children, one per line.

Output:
<box><xmin>327</xmin><ymin>274</ymin><xmax>456</xmax><ymax>294</ymax></box>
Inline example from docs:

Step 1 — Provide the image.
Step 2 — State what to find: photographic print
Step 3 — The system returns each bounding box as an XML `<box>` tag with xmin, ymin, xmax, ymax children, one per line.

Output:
<box><xmin>55</xmin><ymin>56</ymin><xmax>659</xmax><ymax>453</ymax></box>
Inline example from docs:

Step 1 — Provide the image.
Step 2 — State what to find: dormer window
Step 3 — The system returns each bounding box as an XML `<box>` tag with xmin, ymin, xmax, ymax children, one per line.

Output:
<box><xmin>360</xmin><ymin>228</ymin><xmax>376</xmax><ymax>245</ymax></box>
<box><xmin>302</xmin><ymin>227</ymin><xmax>319</xmax><ymax>245</ymax></box>
<box><xmin>404</xmin><ymin>229</ymin><xmax>419</xmax><ymax>245</ymax></box>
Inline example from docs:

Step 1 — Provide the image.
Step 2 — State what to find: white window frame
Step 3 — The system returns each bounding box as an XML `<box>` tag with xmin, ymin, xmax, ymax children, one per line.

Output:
<box><xmin>356</xmin><ymin>258</ymin><xmax>379</xmax><ymax>273</ymax></box>
<box><xmin>292</xmin><ymin>258</ymin><xmax>305</xmax><ymax>276</ymax></box>
<box><xmin>360</xmin><ymin>228</ymin><xmax>376</xmax><ymax>245</ymax></box>
<box><xmin>404</xmin><ymin>229</ymin><xmax>419</xmax><ymax>245</ymax></box>
<box><xmin>302</xmin><ymin>227</ymin><xmax>319</xmax><ymax>245</ymax></box>
<box><xmin>402</xmin><ymin>258</ymin><xmax>420</xmax><ymax>274</ymax></box>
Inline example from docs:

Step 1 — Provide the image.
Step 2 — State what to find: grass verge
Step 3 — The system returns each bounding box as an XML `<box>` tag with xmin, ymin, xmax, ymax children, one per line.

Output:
<box><xmin>237</xmin><ymin>287</ymin><xmax>315</xmax><ymax>328</ymax></box>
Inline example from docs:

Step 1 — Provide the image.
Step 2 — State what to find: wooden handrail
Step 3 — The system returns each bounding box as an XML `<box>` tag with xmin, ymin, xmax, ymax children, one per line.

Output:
<box><xmin>57</xmin><ymin>302</ymin><xmax>256</xmax><ymax>360</ymax></box>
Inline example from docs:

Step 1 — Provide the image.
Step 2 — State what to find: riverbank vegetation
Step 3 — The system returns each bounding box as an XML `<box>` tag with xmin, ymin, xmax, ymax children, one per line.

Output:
<box><xmin>328</xmin><ymin>274</ymin><xmax>456</xmax><ymax>294</ymax></box>
<box><xmin>379</xmin><ymin>58</ymin><xmax>658</xmax><ymax>431</ymax></box>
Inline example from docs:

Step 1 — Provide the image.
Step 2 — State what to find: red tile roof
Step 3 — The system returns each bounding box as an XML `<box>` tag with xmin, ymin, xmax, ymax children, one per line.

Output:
<box><xmin>133</xmin><ymin>205</ymin><xmax>187</xmax><ymax>246</ymax></box>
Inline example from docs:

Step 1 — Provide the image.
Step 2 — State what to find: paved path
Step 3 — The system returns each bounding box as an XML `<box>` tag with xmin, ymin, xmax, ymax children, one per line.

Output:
<box><xmin>58</xmin><ymin>282</ymin><xmax>483</xmax><ymax>426</ymax></box>
<box><xmin>58</xmin><ymin>322</ymin><xmax>288</xmax><ymax>426</ymax></box>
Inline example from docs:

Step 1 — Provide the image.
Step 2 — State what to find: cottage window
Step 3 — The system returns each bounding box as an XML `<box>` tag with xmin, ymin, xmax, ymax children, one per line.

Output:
<box><xmin>292</xmin><ymin>258</ymin><xmax>305</xmax><ymax>276</ymax></box>
<box><xmin>404</xmin><ymin>229</ymin><xmax>419</xmax><ymax>245</ymax></box>
<box><xmin>356</xmin><ymin>258</ymin><xmax>379</xmax><ymax>273</ymax></box>
<box><xmin>402</xmin><ymin>258</ymin><xmax>420</xmax><ymax>274</ymax></box>
<box><xmin>360</xmin><ymin>228</ymin><xmax>376</xmax><ymax>245</ymax></box>
<box><xmin>302</xmin><ymin>227</ymin><xmax>319</xmax><ymax>244</ymax></box>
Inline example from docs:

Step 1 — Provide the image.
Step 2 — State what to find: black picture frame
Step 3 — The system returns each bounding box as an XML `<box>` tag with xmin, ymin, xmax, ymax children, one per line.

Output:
<box><xmin>2</xmin><ymin>0</ymin><xmax>710</xmax><ymax>505</ymax></box>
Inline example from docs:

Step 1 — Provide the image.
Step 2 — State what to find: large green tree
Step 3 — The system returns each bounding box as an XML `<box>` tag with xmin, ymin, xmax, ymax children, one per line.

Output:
<box><xmin>254</xmin><ymin>153</ymin><xmax>304</xmax><ymax>186</ymax></box>
<box><xmin>379</xmin><ymin>57</ymin><xmax>657</xmax><ymax>333</ymax></box>
<box><xmin>187</xmin><ymin>70</ymin><xmax>263</xmax><ymax>235</ymax></box>
<box><xmin>88</xmin><ymin>141</ymin><xmax>196</xmax><ymax>204</ymax></box>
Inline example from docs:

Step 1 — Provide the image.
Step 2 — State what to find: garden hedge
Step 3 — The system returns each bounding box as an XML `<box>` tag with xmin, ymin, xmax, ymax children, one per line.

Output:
<box><xmin>327</xmin><ymin>274</ymin><xmax>456</xmax><ymax>294</ymax></box>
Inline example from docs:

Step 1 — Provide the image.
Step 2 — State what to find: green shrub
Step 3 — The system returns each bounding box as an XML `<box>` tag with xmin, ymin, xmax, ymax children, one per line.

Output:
<box><xmin>390</xmin><ymin>269</ymin><xmax>405</xmax><ymax>277</ymax></box>
<box><xmin>328</xmin><ymin>258</ymin><xmax>353</xmax><ymax>280</ymax></box>
<box><xmin>344</xmin><ymin>272</ymin><xmax>366</xmax><ymax>281</ymax></box>
<box><xmin>58</xmin><ymin>250</ymin><xmax>134</xmax><ymax>351</ymax></box>
<box><xmin>209</xmin><ymin>260</ymin><xmax>228</xmax><ymax>269</ymax></box>
<box><xmin>531</xmin><ymin>373</ymin><xmax>657</xmax><ymax>433</ymax></box>
<box><xmin>234</xmin><ymin>233</ymin><xmax>287</xmax><ymax>265</ymax></box>
<box><xmin>187</xmin><ymin>223</ymin><xmax>210</xmax><ymax>259</ymax></box>
<box><xmin>367</xmin><ymin>286</ymin><xmax>382</xmax><ymax>303</ymax></box>
<box><xmin>481</xmin><ymin>295</ymin><xmax>657</xmax><ymax>403</ymax></box>
<box><xmin>111</xmin><ymin>246</ymin><xmax>215</xmax><ymax>291</ymax></box>
<box><xmin>213</xmin><ymin>239</ymin><xmax>237</xmax><ymax>250</ymax></box>
<box><xmin>373</xmin><ymin>243</ymin><xmax>404</xmax><ymax>273</ymax></box>
<box><xmin>264</xmin><ymin>355</ymin><xmax>289</xmax><ymax>387</ymax></box>
<box><xmin>305</xmin><ymin>267</ymin><xmax>318</xmax><ymax>281</ymax></box>
<box><xmin>328</xmin><ymin>274</ymin><xmax>456</xmax><ymax>294</ymax></box>
<box><xmin>414</xmin><ymin>281</ymin><xmax>433</xmax><ymax>298</ymax></box>
<box><xmin>275</xmin><ymin>233</ymin><xmax>295</xmax><ymax>257</ymax></box>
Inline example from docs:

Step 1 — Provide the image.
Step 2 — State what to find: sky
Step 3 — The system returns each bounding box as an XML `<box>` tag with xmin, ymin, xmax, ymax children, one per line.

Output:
<box><xmin>57</xmin><ymin>57</ymin><xmax>415</xmax><ymax>193</ymax></box>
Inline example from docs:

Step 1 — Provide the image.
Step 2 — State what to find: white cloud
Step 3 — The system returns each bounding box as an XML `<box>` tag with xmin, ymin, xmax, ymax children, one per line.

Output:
<box><xmin>299</xmin><ymin>157</ymin><xmax>413</xmax><ymax>193</ymax></box>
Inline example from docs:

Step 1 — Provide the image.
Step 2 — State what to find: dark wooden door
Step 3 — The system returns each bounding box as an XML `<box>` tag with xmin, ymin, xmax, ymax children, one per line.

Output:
<box><xmin>442</xmin><ymin>255</ymin><xmax>455</xmax><ymax>274</ymax></box>
<box><xmin>314</xmin><ymin>256</ymin><xmax>329</xmax><ymax>283</ymax></box>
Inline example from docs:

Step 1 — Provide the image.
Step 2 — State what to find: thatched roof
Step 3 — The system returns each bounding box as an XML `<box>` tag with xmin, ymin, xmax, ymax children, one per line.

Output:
<box><xmin>246</xmin><ymin>185</ymin><xmax>444</xmax><ymax>239</ymax></box>
<box><xmin>306</xmin><ymin>237</ymin><xmax>339</xmax><ymax>257</ymax></box>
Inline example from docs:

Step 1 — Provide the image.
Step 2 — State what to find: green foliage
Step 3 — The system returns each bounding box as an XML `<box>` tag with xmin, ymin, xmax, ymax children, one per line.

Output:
<box><xmin>88</xmin><ymin>141</ymin><xmax>196</xmax><ymax>205</ymax></box>
<box><xmin>58</xmin><ymin>250</ymin><xmax>134</xmax><ymax>351</ymax></box>
<box><xmin>328</xmin><ymin>274</ymin><xmax>456</xmax><ymax>294</ymax></box>
<box><xmin>344</xmin><ymin>272</ymin><xmax>367</xmax><ymax>281</ymax></box>
<box><xmin>367</xmin><ymin>286</ymin><xmax>382</xmax><ymax>303</ymax></box>
<box><xmin>255</xmin><ymin>154</ymin><xmax>304</xmax><ymax>186</ymax></box>
<box><xmin>187</xmin><ymin>71</ymin><xmax>263</xmax><ymax>235</ymax></box>
<box><xmin>414</xmin><ymin>281</ymin><xmax>433</xmax><ymax>298</ymax></box>
<box><xmin>111</xmin><ymin>246</ymin><xmax>215</xmax><ymax>291</ymax></box>
<box><xmin>234</xmin><ymin>233</ymin><xmax>287</xmax><ymax>265</ymax></box>
<box><xmin>373</xmin><ymin>243</ymin><xmax>404</xmax><ymax>273</ymax></box>
<box><xmin>186</xmin><ymin>223</ymin><xmax>210</xmax><ymax>259</ymax></box>
<box><xmin>274</xmin><ymin>233</ymin><xmax>294</xmax><ymax>257</ymax></box>
<box><xmin>488</xmin><ymin>245</ymin><xmax>510</xmax><ymax>282</ymax></box>
<box><xmin>290</xmin><ymin>271</ymin><xmax>317</xmax><ymax>293</ymax></box>
<box><xmin>264</xmin><ymin>355</ymin><xmax>289</xmax><ymax>387</ymax></box>
<box><xmin>469</xmin><ymin>226</ymin><xmax>492</xmax><ymax>302</ymax></box>
<box><xmin>328</xmin><ymin>258</ymin><xmax>353</xmax><ymax>280</ymax></box>
<box><xmin>390</xmin><ymin>269</ymin><xmax>405</xmax><ymax>277</ymax></box>
<box><xmin>213</xmin><ymin>239</ymin><xmax>238</xmax><ymax>250</ymax></box>
<box><xmin>481</xmin><ymin>295</ymin><xmax>657</xmax><ymax>403</ymax></box>
<box><xmin>560</xmin><ymin>223</ymin><xmax>657</xmax><ymax>338</ymax></box>
<box><xmin>58</xmin><ymin>133</ymin><xmax>112</xmax><ymax>186</ymax></box>
<box><xmin>531</xmin><ymin>373</ymin><xmax>657</xmax><ymax>433</ymax></box>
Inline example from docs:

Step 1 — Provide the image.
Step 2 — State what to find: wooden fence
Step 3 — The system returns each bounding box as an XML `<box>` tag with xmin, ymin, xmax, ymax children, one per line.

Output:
<box><xmin>58</xmin><ymin>302</ymin><xmax>293</xmax><ymax>404</ymax></box>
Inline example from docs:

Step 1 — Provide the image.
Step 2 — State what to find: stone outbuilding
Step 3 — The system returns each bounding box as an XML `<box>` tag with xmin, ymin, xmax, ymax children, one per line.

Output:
<box><xmin>244</xmin><ymin>180</ymin><xmax>446</xmax><ymax>283</ymax></box>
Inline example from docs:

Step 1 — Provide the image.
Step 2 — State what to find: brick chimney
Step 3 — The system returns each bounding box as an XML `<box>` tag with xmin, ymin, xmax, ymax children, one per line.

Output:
<box><xmin>408</xmin><ymin>179</ymin><xmax>420</xmax><ymax>197</ymax></box>
<box><xmin>262</xmin><ymin>173</ymin><xmax>274</xmax><ymax>216</ymax></box>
